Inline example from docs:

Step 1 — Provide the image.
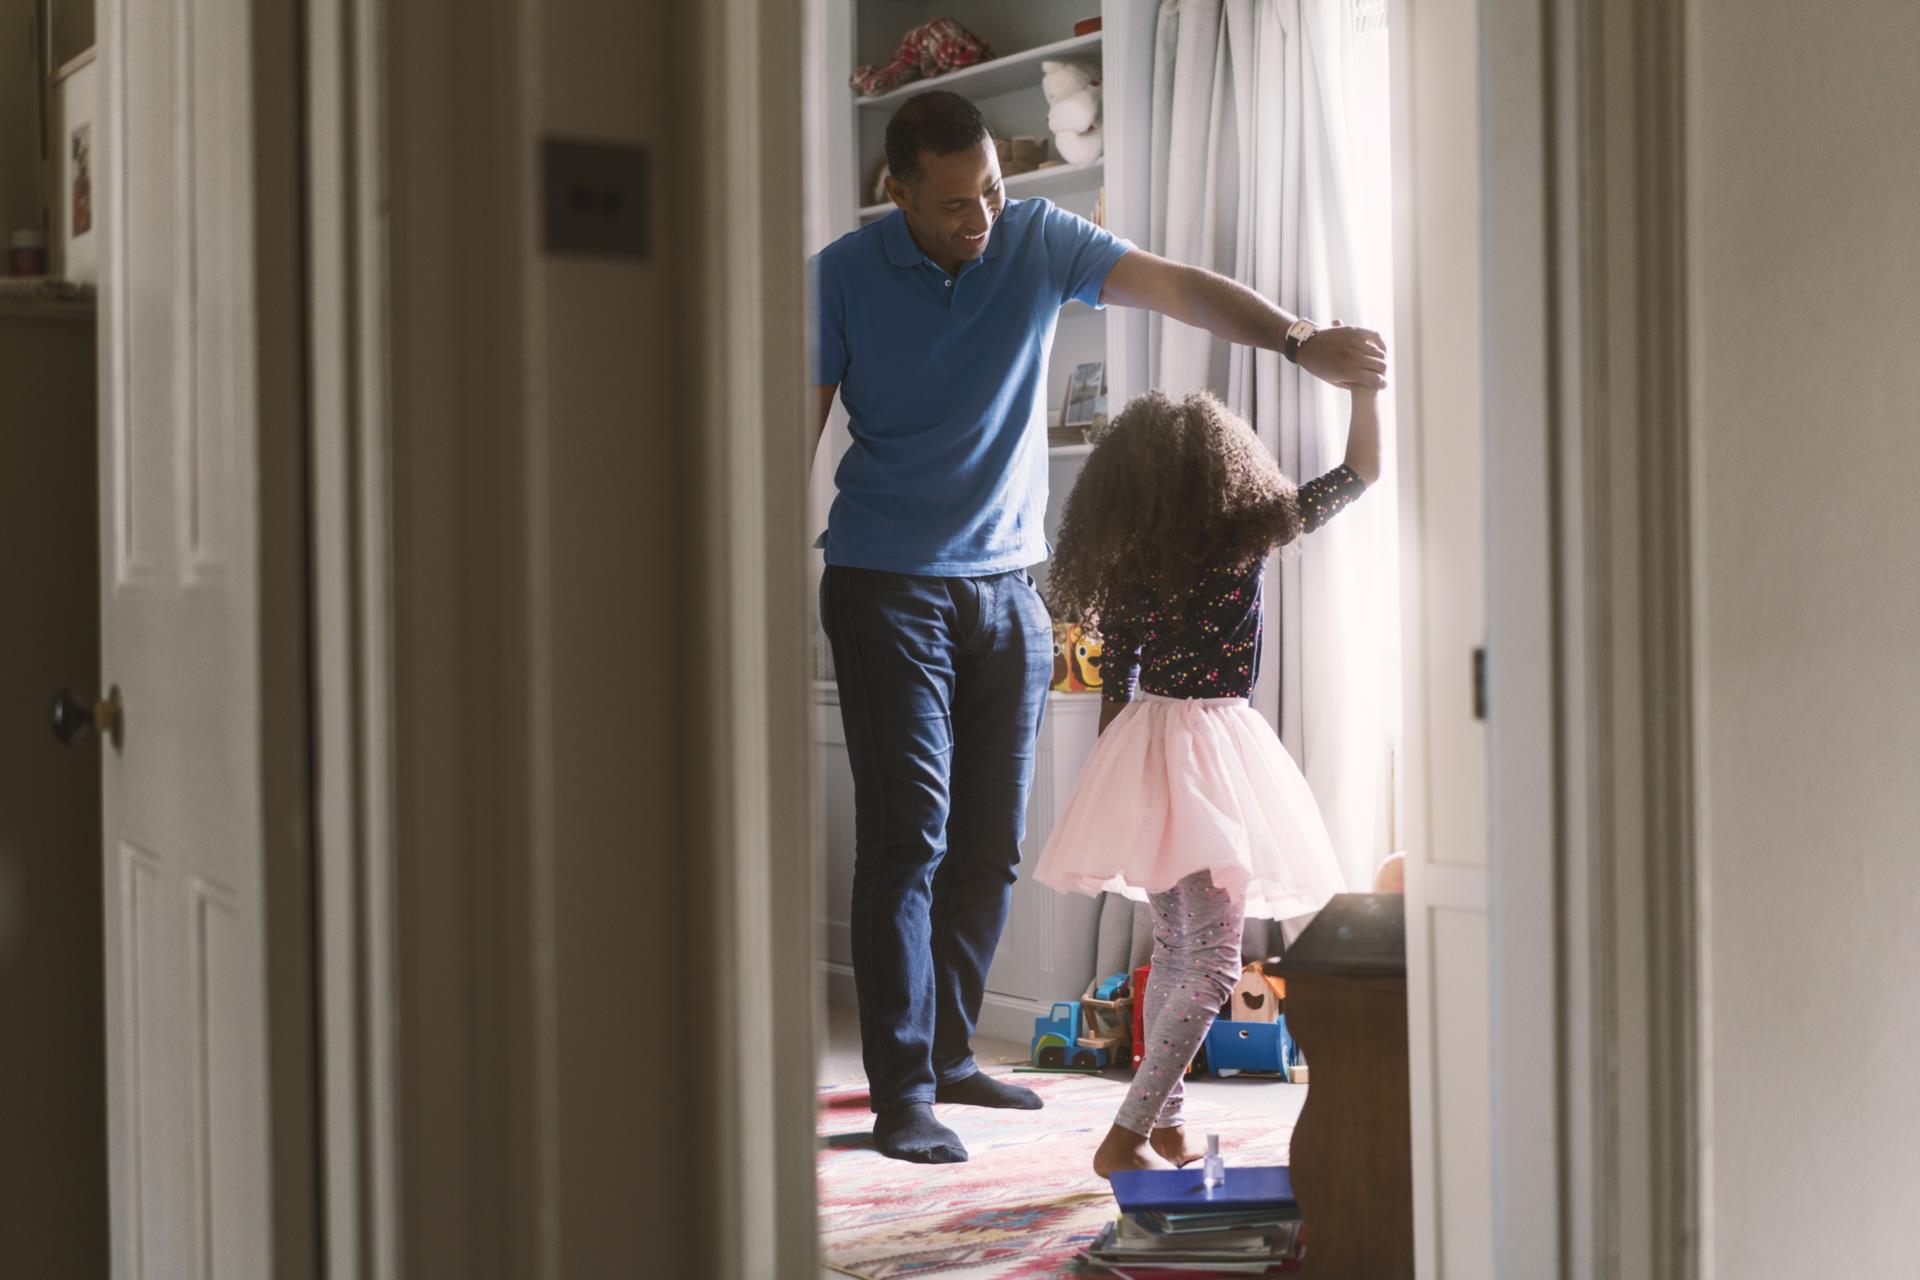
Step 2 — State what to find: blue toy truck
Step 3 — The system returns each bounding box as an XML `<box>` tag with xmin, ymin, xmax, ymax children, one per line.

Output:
<box><xmin>1030</xmin><ymin>1002</ymin><xmax>1111</xmax><ymax>1069</ymax></box>
<box><xmin>1031</xmin><ymin>974</ymin><xmax>1134</xmax><ymax>1069</ymax></box>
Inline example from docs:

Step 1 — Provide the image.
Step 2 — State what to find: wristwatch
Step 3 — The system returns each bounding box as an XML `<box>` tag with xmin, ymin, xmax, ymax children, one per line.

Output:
<box><xmin>1283</xmin><ymin>318</ymin><xmax>1319</xmax><ymax>364</ymax></box>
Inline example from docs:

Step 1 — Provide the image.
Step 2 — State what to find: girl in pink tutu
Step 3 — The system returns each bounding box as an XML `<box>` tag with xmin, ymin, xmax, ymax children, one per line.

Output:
<box><xmin>1035</xmin><ymin>382</ymin><xmax>1382</xmax><ymax>1178</ymax></box>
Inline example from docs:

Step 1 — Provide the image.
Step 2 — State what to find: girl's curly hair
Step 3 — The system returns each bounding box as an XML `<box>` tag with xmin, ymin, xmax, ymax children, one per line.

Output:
<box><xmin>1046</xmin><ymin>390</ymin><xmax>1301</xmax><ymax>627</ymax></box>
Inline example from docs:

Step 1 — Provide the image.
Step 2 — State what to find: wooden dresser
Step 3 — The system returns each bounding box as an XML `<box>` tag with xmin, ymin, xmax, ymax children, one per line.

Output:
<box><xmin>1277</xmin><ymin>893</ymin><xmax>1412</xmax><ymax>1278</ymax></box>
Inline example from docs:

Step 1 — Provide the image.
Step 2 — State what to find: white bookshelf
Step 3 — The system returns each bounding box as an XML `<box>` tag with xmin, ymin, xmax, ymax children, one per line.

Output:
<box><xmin>858</xmin><ymin>161</ymin><xmax>1106</xmax><ymax>222</ymax></box>
<box><xmin>812</xmin><ymin>0</ymin><xmax>1158</xmax><ymax>1035</ymax></box>
<box><xmin>822</xmin><ymin>4</ymin><xmax>1144</xmax><ymax>541</ymax></box>
<box><xmin>852</xmin><ymin>30</ymin><xmax>1103</xmax><ymax>109</ymax></box>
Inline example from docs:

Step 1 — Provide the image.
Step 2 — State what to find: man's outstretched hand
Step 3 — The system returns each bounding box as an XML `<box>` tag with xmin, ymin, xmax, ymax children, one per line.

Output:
<box><xmin>1297</xmin><ymin>320</ymin><xmax>1388</xmax><ymax>390</ymax></box>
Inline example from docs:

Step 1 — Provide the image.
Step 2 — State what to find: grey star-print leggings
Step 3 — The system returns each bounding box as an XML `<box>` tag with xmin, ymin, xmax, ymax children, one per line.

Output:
<box><xmin>1116</xmin><ymin>871</ymin><xmax>1245</xmax><ymax>1136</ymax></box>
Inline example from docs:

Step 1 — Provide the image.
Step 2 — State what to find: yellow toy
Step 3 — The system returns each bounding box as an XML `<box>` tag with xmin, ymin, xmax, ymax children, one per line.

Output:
<box><xmin>1051</xmin><ymin>622</ymin><xmax>1104</xmax><ymax>693</ymax></box>
<box><xmin>1072</xmin><ymin>628</ymin><xmax>1103</xmax><ymax>690</ymax></box>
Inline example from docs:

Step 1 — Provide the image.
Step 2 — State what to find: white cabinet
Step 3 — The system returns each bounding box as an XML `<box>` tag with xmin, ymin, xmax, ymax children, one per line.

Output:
<box><xmin>815</xmin><ymin>684</ymin><xmax>1105</xmax><ymax>1043</ymax></box>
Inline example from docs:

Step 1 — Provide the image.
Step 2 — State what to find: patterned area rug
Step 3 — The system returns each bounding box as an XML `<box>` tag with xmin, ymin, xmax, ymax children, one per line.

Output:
<box><xmin>817</xmin><ymin>1072</ymin><xmax>1294</xmax><ymax>1279</ymax></box>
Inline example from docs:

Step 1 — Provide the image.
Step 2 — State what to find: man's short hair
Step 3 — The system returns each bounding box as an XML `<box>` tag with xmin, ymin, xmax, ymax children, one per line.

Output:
<box><xmin>885</xmin><ymin>91</ymin><xmax>990</xmax><ymax>185</ymax></box>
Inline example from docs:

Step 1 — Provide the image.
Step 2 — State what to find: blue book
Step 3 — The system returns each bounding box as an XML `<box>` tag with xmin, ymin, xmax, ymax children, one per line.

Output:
<box><xmin>1108</xmin><ymin>1164</ymin><xmax>1296</xmax><ymax>1216</ymax></box>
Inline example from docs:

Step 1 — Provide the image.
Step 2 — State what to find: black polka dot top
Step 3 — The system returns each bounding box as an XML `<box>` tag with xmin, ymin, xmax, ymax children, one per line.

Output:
<box><xmin>1097</xmin><ymin>465</ymin><xmax>1368</xmax><ymax>705</ymax></box>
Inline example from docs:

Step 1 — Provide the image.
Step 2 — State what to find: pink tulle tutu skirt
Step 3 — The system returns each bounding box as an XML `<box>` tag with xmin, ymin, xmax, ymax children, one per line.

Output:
<box><xmin>1033</xmin><ymin>694</ymin><xmax>1348</xmax><ymax>920</ymax></box>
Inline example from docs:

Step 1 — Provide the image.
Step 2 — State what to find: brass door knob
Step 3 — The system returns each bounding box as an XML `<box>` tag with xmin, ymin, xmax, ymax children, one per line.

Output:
<box><xmin>51</xmin><ymin>685</ymin><xmax>123</xmax><ymax>749</ymax></box>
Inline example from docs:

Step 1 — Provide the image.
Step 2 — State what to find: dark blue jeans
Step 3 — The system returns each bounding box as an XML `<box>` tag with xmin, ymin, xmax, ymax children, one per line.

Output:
<box><xmin>820</xmin><ymin>566</ymin><xmax>1053</xmax><ymax>1113</ymax></box>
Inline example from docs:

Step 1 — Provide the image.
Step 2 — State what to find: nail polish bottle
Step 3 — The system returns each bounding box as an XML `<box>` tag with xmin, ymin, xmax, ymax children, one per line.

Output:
<box><xmin>1202</xmin><ymin>1133</ymin><xmax>1224</xmax><ymax>1190</ymax></box>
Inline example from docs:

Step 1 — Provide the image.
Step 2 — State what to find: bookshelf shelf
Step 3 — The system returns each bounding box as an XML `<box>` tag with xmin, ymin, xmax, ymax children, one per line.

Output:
<box><xmin>858</xmin><ymin>162</ymin><xmax>1106</xmax><ymax>222</ymax></box>
<box><xmin>851</xmin><ymin>31</ymin><xmax>1103</xmax><ymax>109</ymax></box>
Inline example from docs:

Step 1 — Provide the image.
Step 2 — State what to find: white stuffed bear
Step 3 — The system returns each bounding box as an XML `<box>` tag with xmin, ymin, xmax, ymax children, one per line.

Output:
<box><xmin>1056</xmin><ymin>122</ymin><xmax>1105</xmax><ymax>167</ymax></box>
<box><xmin>1041</xmin><ymin>59</ymin><xmax>1104</xmax><ymax>167</ymax></box>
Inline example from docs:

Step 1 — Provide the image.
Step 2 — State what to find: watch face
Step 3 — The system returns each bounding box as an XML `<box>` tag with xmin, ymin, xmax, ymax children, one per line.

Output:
<box><xmin>1289</xmin><ymin>320</ymin><xmax>1316</xmax><ymax>342</ymax></box>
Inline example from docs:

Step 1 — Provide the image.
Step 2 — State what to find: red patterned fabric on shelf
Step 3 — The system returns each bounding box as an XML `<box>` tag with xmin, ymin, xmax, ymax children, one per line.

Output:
<box><xmin>850</xmin><ymin>17</ymin><xmax>995</xmax><ymax>98</ymax></box>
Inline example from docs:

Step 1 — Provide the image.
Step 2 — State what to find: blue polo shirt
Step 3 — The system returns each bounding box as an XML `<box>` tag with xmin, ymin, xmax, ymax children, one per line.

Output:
<box><xmin>810</xmin><ymin>197</ymin><xmax>1133</xmax><ymax>576</ymax></box>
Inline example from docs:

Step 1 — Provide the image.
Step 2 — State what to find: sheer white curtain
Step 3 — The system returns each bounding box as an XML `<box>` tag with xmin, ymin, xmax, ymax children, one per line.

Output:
<box><xmin>1094</xmin><ymin>0</ymin><xmax>1398</xmax><ymax>971</ymax></box>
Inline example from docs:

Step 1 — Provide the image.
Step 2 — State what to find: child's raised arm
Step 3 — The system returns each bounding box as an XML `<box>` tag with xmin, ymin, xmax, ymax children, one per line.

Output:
<box><xmin>1294</xmin><ymin>385</ymin><xmax>1384</xmax><ymax>536</ymax></box>
<box><xmin>1342</xmin><ymin>386</ymin><xmax>1382</xmax><ymax>486</ymax></box>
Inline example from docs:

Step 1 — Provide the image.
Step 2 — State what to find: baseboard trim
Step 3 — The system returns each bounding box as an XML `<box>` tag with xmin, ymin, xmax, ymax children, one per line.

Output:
<box><xmin>819</xmin><ymin>962</ymin><xmax>1044</xmax><ymax>1052</ymax></box>
<box><xmin>975</xmin><ymin>992</ymin><xmax>1047</xmax><ymax>1048</ymax></box>
<box><xmin>823</xmin><ymin>961</ymin><xmax>856</xmax><ymax>1010</ymax></box>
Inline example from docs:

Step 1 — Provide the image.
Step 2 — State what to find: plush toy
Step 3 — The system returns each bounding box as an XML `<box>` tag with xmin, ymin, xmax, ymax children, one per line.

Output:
<box><xmin>1042</xmin><ymin>61</ymin><xmax>1098</xmax><ymax>132</ymax></box>
<box><xmin>1071</xmin><ymin>627</ymin><xmax>1104</xmax><ymax>690</ymax></box>
<box><xmin>1055</xmin><ymin>127</ymin><xmax>1103</xmax><ymax>168</ymax></box>
<box><xmin>1041</xmin><ymin>60</ymin><xmax>1104</xmax><ymax>167</ymax></box>
<box><xmin>851</xmin><ymin>18</ymin><xmax>994</xmax><ymax>98</ymax></box>
<box><xmin>1051</xmin><ymin>622</ymin><xmax>1104</xmax><ymax>693</ymax></box>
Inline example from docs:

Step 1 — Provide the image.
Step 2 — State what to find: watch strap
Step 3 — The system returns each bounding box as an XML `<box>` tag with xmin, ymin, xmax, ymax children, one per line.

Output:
<box><xmin>1283</xmin><ymin>319</ymin><xmax>1317</xmax><ymax>364</ymax></box>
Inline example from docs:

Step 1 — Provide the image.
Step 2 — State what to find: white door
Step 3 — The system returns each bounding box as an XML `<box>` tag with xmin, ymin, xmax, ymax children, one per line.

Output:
<box><xmin>96</xmin><ymin>2</ymin><xmax>288</xmax><ymax>1274</ymax></box>
<box><xmin>1393</xmin><ymin>0</ymin><xmax>1495</xmax><ymax>1274</ymax></box>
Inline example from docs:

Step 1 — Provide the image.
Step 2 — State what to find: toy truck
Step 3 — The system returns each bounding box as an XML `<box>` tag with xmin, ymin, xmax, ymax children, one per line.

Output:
<box><xmin>1031</xmin><ymin>1001</ymin><xmax>1110</xmax><ymax>1069</ymax></box>
<box><xmin>1030</xmin><ymin>972</ymin><xmax>1134</xmax><ymax>1069</ymax></box>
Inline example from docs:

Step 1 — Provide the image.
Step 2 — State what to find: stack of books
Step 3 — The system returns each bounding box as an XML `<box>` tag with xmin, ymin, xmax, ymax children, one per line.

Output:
<box><xmin>1084</xmin><ymin>1164</ymin><xmax>1304</xmax><ymax>1275</ymax></box>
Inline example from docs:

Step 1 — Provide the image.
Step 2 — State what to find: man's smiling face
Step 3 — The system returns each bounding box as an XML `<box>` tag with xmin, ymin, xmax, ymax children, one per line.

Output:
<box><xmin>889</xmin><ymin>139</ymin><xmax>1005</xmax><ymax>273</ymax></box>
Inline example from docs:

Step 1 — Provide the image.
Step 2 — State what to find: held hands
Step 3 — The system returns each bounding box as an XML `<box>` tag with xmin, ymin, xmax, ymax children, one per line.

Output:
<box><xmin>1299</xmin><ymin>318</ymin><xmax>1388</xmax><ymax>484</ymax></box>
<box><xmin>1297</xmin><ymin>319</ymin><xmax>1388</xmax><ymax>391</ymax></box>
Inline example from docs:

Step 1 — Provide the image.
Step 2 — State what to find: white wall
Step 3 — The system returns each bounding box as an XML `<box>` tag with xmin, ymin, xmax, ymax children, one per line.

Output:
<box><xmin>1691</xmin><ymin>3</ymin><xmax>1920</xmax><ymax>1274</ymax></box>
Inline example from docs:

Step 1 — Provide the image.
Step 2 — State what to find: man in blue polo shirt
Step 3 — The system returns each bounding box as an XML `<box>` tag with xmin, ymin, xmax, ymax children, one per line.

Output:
<box><xmin>812</xmin><ymin>91</ymin><xmax>1385</xmax><ymax>1164</ymax></box>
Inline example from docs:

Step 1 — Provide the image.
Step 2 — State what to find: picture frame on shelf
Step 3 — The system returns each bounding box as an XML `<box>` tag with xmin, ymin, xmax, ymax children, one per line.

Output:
<box><xmin>1060</xmin><ymin>360</ymin><xmax>1106</xmax><ymax>439</ymax></box>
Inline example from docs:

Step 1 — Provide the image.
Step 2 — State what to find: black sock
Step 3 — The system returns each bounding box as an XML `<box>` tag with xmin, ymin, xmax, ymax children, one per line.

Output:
<box><xmin>874</xmin><ymin>1103</ymin><xmax>968</xmax><ymax>1164</ymax></box>
<box><xmin>935</xmin><ymin>1070</ymin><xmax>1044</xmax><ymax>1111</ymax></box>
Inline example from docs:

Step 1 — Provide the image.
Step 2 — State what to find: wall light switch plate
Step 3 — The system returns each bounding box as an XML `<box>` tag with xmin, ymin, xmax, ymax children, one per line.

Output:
<box><xmin>542</xmin><ymin>138</ymin><xmax>648</xmax><ymax>258</ymax></box>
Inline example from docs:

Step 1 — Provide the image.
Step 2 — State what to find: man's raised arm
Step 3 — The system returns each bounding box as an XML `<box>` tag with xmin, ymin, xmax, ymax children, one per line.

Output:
<box><xmin>1100</xmin><ymin>249</ymin><xmax>1387</xmax><ymax>390</ymax></box>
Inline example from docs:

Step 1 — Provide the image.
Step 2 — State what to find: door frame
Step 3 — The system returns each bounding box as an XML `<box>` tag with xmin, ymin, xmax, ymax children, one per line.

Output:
<box><xmin>300</xmin><ymin>0</ymin><xmax>1701</xmax><ymax>1277</ymax></box>
<box><xmin>1480</xmin><ymin>0</ymin><xmax>1702</xmax><ymax>1276</ymax></box>
<box><xmin>684</xmin><ymin>1</ymin><xmax>823</xmax><ymax>1273</ymax></box>
<box><xmin>304</xmin><ymin>0</ymin><xmax>399</xmax><ymax>1273</ymax></box>
<box><xmin>252</xmin><ymin>0</ymin><xmax>322</xmax><ymax>1267</ymax></box>
<box><xmin>307</xmin><ymin>0</ymin><xmax>546</xmax><ymax>1271</ymax></box>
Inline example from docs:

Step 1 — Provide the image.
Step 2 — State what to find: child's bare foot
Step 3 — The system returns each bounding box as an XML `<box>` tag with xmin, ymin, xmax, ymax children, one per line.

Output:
<box><xmin>1150</xmin><ymin>1125</ymin><xmax>1208</xmax><ymax>1168</ymax></box>
<box><xmin>1093</xmin><ymin>1123</ymin><xmax>1174</xmax><ymax>1180</ymax></box>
